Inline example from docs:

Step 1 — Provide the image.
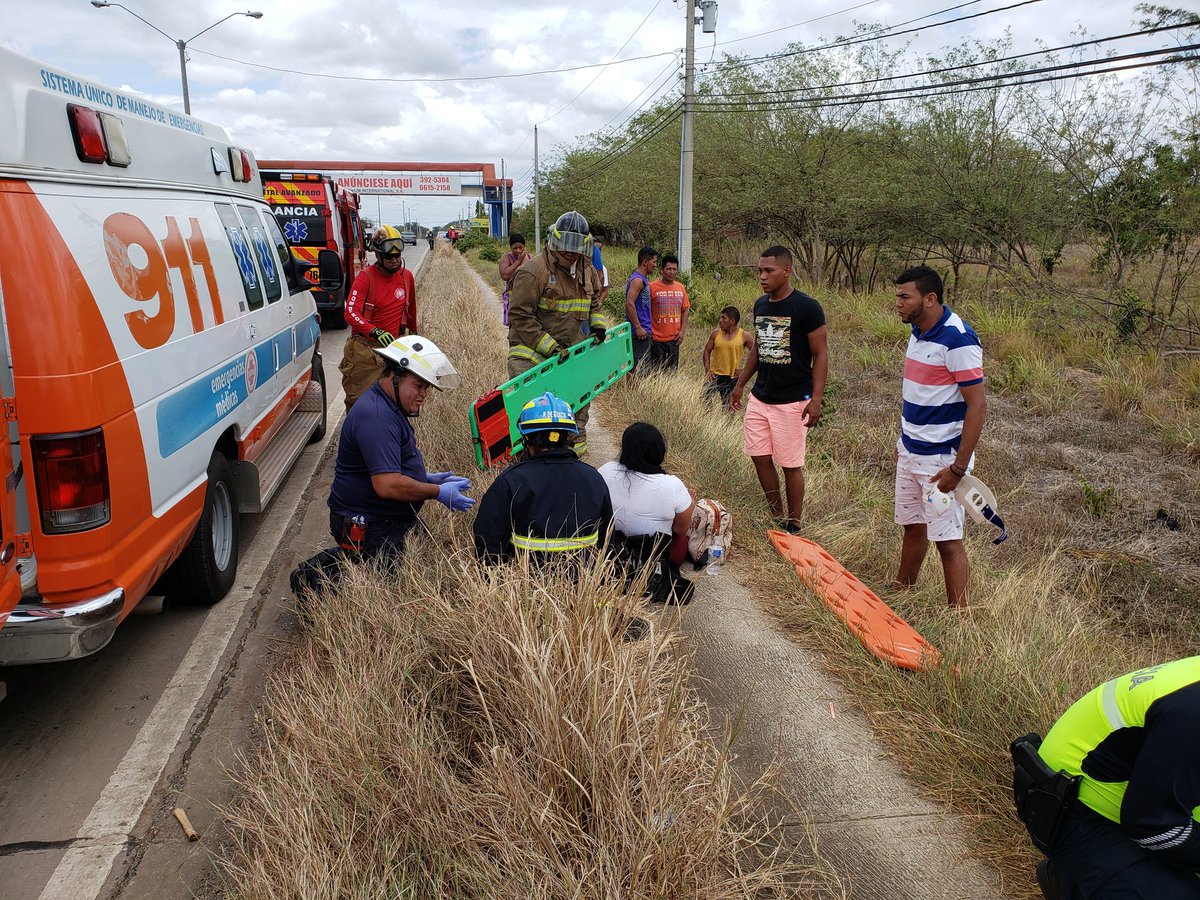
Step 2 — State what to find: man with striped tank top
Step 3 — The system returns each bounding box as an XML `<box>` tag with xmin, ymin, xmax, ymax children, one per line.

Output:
<box><xmin>892</xmin><ymin>264</ymin><xmax>987</xmax><ymax>608</ymax></box>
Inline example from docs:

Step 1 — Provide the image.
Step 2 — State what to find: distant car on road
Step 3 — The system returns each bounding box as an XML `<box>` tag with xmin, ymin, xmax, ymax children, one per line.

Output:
<box><xmin>401</xmin><ymin>230</ymin><xmax>417</xmax><ymax>245</ymax></box>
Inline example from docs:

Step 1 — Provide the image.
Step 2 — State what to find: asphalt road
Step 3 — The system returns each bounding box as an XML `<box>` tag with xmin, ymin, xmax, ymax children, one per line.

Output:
<box><xmin>0</xmin><ymin>239</ymin><xmax>429</xmax><ymax>900</ymax></box>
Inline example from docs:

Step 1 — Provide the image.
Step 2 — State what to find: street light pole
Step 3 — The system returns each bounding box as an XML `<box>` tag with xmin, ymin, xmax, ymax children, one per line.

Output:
<box><xmin>91</xmin><ymin>3</ymin><xmax>263</xmax><ymax>115</ymax></box>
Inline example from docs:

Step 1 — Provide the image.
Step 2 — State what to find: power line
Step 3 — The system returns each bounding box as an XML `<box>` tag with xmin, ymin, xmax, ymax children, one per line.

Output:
<box><xmin>538</xmin><ymin>0</ymin><xmax>667</xmax><ymax>127</ymax></box>
<box><xmin>190</xmin><ymin>46</ymin><xmax>676</xmax><ymax>85</ymax></box>
<box><xmin>695</xmin><ymin>51</ymin><xmax>1200</xmax><ymax>112</ymax></box>
<box><xmin>599</xmin><ymin>55</ymin><xmax>680</xmax><ymax>133</ymax></box>
<box><xmin>710</xmin><ymin>0</ymin><xmax>1045</xmax><ymax>74</ymax></box>
<box><xmin>701</xmin><ymin>22</ymin><xmax>1197</xmax><ymax>102</ymax></box>
<box><xmin>599</xmin><ymin>61</ymin><xmax>683</xmax><ymax>138</ymax></box>
<box><xmin>560</xmin><ymin>103</ymin><xmax>683</xmax><ymax>186</ymax></box>
<box><xmin>711</xmin><ymin>0</ymin><xmax>969</xmax><ymax>49</ymax></box>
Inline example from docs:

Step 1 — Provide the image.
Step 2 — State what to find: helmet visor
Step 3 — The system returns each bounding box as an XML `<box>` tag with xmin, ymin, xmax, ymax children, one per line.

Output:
<box><xmin>376</xmin><ymin>238</ymin><xmax>405</xmax><ymax>257</ymax></box>
<box><xmin>548</xmin><ymin>229</ymin><xmax>592</xmax><ymax>255</ymax></box>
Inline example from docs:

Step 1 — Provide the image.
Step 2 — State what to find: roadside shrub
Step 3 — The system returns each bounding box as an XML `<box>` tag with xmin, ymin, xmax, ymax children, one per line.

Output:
<box><xmin>456</xmin><ymin>230</ymin><xmax>498</xmax><ymax>254</ymax></box>
<box><xmin>478</xmin><ymin>243</ymin><xmax>502</xmax><ymax>262</ymax></box>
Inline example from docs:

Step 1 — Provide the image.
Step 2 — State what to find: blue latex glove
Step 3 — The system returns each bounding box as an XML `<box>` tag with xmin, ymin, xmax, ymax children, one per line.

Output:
<box><xmin>436</xmin><ymin>481</ymin><xmax>475</xmax><ymax>511</ymax></box>
<box><xmin>427</xmin><ymin>471</ymin><xmax>469</xmax><ymax>487</ymax></box>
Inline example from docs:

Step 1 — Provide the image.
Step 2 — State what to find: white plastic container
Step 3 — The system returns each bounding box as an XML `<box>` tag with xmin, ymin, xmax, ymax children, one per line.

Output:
<box><xmin>705</xmin><ymin>546</ymin><xmax>724</xmax><ymax>576</ymax></box>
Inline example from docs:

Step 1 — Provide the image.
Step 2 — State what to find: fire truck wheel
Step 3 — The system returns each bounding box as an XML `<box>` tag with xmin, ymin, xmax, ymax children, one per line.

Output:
<box><xmin>324</xmin><ymin>304</ymin><xmax>348</xmax><ymax>330</ymax></box>
<box><xmin>165</xmin><ymin>452</ymin><xmax>240</xmax><ymax>605</ymax></box>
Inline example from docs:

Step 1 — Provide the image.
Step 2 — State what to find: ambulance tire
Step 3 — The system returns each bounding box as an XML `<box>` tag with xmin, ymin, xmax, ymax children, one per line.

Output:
<box><xmin>308</xmin><ymin>359</ymin><xmax>327</xmax><ymax>444</ymax></box>
<box><xmin>167</xmin><ymin>452</ymin><xmax>240</xmax><ymax>606</ymax></box>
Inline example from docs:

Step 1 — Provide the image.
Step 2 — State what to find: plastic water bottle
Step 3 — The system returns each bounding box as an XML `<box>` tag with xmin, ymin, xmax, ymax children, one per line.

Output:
<box><xmin>705</xmin><ymin>546</ymin><xmax>724</xmax><ymax>576</ymax></box>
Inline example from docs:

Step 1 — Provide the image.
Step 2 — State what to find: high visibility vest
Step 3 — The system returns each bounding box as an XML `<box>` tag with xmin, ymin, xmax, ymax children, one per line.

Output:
<box><xmin>1039</xmin><ymin>656</ymin><xmax>1200</xmax><ymax>824</ymax></box>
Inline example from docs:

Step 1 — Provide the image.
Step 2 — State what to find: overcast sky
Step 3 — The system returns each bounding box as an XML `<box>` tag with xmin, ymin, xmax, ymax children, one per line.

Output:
<box><xmin>1</xmin><ymin>0</ymin><xmax>1176</xmax><ymax>226</ymax></box>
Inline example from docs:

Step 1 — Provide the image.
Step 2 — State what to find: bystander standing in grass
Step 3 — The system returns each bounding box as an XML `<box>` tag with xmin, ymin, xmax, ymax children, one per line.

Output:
<box><xmin>892</xmin><ymin>264</ymin><xmax>987</xmax><ymax>608</ymax></box>
<box><xmin>497</xmin><ymin>232</ymin><xmax>532</xmax><ymax>327</ymax></box>
<box><xmin>624</xmin><ymin>246</ymin><xmax>658</xmax><ymax>370</ymax></box>
<box><xmin>702</xmin><ymin>306</ymin><xmax>754</xmax><ymax>404</ymax></box>
<box><xmin>729</xmin><ymin>246</ymin><xmax>828</xmax><ymax>533</ymax></box>
<box><xmin>646</xmin><ymin>254</ymin><xmax>690</xmax><ymax>371</ymax></box>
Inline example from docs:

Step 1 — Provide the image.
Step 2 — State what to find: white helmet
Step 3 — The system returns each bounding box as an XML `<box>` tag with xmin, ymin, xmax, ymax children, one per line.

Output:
<box><xmin>373</xmin><ymin>334</ymin><xmax>461</xmax><ymax>390</ymax></box>
<box><xmin>954</xmin><ymin>475</ymin><xmax>1008</xmax><ymax>544</ymax></box>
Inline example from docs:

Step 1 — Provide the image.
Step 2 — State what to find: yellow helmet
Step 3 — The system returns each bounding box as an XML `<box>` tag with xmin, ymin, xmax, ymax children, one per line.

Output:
<box><xmin>372</xmin><ymin>225</ymin><xmax>404</xmax><ymax>258</ymax></box>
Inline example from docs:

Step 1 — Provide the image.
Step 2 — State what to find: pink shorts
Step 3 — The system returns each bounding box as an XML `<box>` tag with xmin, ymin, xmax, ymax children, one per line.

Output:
<box><xmin>742</xmin><ymin>394</ymin><xmax>808</xmax><ymax>468</ymax></box>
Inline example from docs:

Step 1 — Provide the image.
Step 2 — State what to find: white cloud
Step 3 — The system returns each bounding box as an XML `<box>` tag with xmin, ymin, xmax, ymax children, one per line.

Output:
<box><xmin>0</xmin><ymin>0</ymin><xmax>1171</xmax><ymax>224</ymax></box>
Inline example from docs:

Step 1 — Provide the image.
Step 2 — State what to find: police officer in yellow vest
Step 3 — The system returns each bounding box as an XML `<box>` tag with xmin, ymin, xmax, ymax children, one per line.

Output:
<box><xmin>506</xmin><ymin>210</ymin><xmax>604</xmax><ymax>456</ymax></box>
<box><xmin>1012</xmin><ymin>656</ymin><xmax>1200</xmax><ymax>899</ymax></box>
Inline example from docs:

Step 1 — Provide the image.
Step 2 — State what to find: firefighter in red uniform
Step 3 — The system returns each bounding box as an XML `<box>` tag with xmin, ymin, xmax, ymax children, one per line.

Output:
<box><xmin>338</xmin><ymin>225</ymin><xmax>418</xmax><ymax>408</ymax></box>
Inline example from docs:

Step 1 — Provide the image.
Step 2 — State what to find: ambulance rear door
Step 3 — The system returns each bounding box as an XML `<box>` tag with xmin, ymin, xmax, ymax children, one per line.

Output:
<box><xmin>0</xmin><ymin>291</ymin><xmax>24</xmax><ymax>626</ymax></box>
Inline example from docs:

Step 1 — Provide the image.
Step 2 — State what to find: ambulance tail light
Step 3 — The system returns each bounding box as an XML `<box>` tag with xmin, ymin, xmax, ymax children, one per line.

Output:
<box><xmin>67</xmin><ymin>105</ymin><xmax>131</xmax><ymax>167</ymax></box>
<box><xmin>68</xmin><ymin>104</ymin><xmax>107</xmax><ymax>163</ymax></box>
<box><xmin>32</xmin><ymin>430</ymin><xmax>112</xmax><ymax>534</ymax></box>
<box><xmin>229</xmin><ymin>148</ymin><xmax>253</xmax><ymax>182</ymax></box>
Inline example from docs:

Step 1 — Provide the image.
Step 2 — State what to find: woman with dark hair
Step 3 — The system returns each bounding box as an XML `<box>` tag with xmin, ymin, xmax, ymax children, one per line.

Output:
<box><xmin>600</xmin><ymin>423</ymin><xmax>696</xmax><ymax>602</ymax></box>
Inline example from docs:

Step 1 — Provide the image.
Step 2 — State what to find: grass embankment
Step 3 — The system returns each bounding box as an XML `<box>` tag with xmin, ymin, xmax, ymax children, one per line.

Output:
<box><xmin>220</xmin><ymin>242</ymin><xmax>837</xmax><ymax>899</ymax></box>
<box><xmin>468</xmin><ymin>242</ymin><xmax>1200</xmax><ymax>893</ymax></box>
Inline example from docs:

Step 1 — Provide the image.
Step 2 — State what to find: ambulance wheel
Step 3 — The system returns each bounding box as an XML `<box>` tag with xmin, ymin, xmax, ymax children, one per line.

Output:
<box><xmin>167</xmin><ymin>452</ymin><xmax>239</xmax><ymax>605</ymax></box>
<box><xmin>307</xmin><ymin>359</ymin><xmax>327</xmax><ymax>445</ymax></box>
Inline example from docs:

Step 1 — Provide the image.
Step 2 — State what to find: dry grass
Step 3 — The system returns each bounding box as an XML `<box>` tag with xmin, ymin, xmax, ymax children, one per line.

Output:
<box><xmin>219</xmin><ymin>244</ymin><xmax>837</xmax><ymax>899</ymax></box>
<box><xmin>590</xmin><ymin>273</ymin><xmax>1200</xmax><ymax>896</ymax></box>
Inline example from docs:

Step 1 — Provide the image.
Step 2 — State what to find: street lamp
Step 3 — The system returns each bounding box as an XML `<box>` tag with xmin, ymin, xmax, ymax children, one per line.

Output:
<box><xmin>90</xmin><ymin>3</ymin><xmax>263</xmax><ymax>115</ymax></box>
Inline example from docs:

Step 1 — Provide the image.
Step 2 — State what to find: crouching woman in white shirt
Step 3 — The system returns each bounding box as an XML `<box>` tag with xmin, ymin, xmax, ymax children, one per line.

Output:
<box><xmin>600</xmin><ymin>422</ymin><xmax>696</xmax><ymax>603</ymax></box>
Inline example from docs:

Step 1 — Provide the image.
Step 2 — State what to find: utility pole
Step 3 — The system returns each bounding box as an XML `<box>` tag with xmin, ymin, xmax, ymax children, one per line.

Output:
<box><xmin>677</xmin><ymin>0</ymin><xmax>716</xmax><ymax>274</ymax></box>
<box><xmin>678</xmin><ymin>0</ymin><xmax>696</xmax><ymax>274</ymax></box>
<box><xmin>534</xmin><ymin>125</ymin><xmax>542</xmax><ymax>254</ymax></box>
<box><xmin>501</xmin><ymin>157</ymin><xmax>508</xmax><ymax>239</ymax></box>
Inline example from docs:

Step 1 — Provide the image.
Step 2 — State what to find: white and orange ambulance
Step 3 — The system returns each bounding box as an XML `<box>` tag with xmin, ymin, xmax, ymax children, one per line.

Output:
<box><xmin>0</xmin><ymin>47</ymin><xmax>337</xmax><ymax>665</ymax></box>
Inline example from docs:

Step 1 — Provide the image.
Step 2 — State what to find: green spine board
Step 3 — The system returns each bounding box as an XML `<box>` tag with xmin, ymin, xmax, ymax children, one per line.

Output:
<box><xmin>470</xmin><ymin>322</ymin><xmax>633</xmax><ymax>469</ymax></box>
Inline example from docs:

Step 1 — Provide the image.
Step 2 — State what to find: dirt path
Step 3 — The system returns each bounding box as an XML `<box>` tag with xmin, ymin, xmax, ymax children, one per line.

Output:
<box><xmin>461</xmin><ymin>256</ymin><xmax>1012</xmax><ymax>899</ymax></box>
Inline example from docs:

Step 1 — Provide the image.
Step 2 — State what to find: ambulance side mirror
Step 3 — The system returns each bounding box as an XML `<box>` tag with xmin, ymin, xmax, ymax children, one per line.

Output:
<box><xmin>316</xmin><ymin>249</ymin><xmax>343</xmax><ymax>291</ymax></box>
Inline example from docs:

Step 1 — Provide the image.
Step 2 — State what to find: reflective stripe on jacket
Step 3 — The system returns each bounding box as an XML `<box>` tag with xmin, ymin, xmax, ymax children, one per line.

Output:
<box><xmin>472</xmin><ymin>449</ymin><xmax>613</xmax><ymax>563</ymax></box>
<box><xmin>507</xmin><ymin>248</ymin><xmax>602</xmax><ymax>362</ymax></box>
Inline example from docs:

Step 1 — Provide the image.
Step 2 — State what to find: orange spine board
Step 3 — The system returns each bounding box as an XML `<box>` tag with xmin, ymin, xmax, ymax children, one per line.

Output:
<box><xmin>767</xmin><ymin>530</ymin><xmax>941</xmax><ymax>672</ymax></box>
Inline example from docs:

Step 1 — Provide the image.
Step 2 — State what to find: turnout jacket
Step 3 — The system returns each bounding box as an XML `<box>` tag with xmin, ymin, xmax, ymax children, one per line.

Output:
<box><xmin>1039</xmin><ymin>656</ymin><xmax>1200</xmax><ymax>870</ymax></box>
<box><xmin>472</xmin><ymin>450</ymin><xmax>613</xmax><ymax>562</ymax></box>
<box><xmin>507</xmin><ymin>248</ymin><xmax>603</xmax><ymax>365</ymax></box>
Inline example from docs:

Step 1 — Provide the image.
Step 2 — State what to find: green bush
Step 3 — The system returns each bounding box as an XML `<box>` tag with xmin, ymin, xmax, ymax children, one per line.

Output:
<box><xmin>478</xmin><ymin>243</ymin><xmax>502</xmax><ymax>262</ymax></box>
<box><xmin>456</xmin><ymin>231</ymin><xmax>499</xmax><ymax>254</ymax></box>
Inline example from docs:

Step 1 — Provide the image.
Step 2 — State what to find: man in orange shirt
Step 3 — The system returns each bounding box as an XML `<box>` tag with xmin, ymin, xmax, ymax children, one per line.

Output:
<box><xmin>646</xmin><ymin>253</ymin><xmax>689</xmax><ymax>371</ymax></box>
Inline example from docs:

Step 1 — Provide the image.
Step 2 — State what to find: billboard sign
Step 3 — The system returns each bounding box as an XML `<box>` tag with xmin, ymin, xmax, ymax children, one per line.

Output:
<box><xmin>327</xmin><ymin>171</ymin><xmax>462</xmax><ymax>196</ymax></box>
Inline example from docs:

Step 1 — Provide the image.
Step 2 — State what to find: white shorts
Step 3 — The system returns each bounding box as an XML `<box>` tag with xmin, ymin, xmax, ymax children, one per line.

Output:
<box><xmin>894</xmin><ymin>445</ymin><xmax>971</xmax><ymax>542</ymax></box>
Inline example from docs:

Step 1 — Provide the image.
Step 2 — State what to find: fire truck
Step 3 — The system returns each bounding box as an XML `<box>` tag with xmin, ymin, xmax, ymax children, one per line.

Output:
<box><xmin>260</xmin><ymin>171</ymin><xmax>365</xmax><ymax>328</ymax></box>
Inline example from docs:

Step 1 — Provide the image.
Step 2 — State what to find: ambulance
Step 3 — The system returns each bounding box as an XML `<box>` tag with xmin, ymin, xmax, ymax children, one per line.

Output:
<box><xmin>260</xmin><ymin>170</ymin><xmax>364</xmax><ymax>328</ymax></box>
<box><xmin>0</xmin><ymin>47</ymin><xmax>338</xmax><ymax>665</ymax></box>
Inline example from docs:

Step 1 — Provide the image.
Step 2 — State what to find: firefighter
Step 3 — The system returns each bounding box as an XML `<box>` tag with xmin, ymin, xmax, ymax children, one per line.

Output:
<box><xmin>506</xmin><ymin>210</ymin><xmax>605</xmax><ymax>456</ymax></box>
<box><xmin>472</xmin><ymin>393</ymin><xmax>612</xmax><ymax>564</ymax></box>
<box><xmin>339</xmin><ymin>225</ymin><xmax>418</xmax><ymax>408</ymax></box>
<box><xmin>1012</xmin><ymin>656</ymin><xmax>1200</xmax><ymax>899</ymax></box>
<box><xmin>329</xmin><ymin>334</ymin><xmax>474</xmax><ymax>561</ymax></box>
